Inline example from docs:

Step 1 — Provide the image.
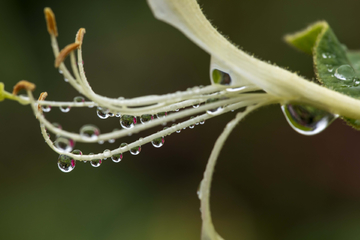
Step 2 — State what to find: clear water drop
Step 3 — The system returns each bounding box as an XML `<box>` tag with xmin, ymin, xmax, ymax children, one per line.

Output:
<box><xmin>97</xmin><ymin>108</ymin><xmax>109</xmax><ymax>119</ymax></box>
<box><xmin>58</xmin><ymin>154</ymin><xmax>76</xmax><ymax>173</ymax></box>
<box><xmin>120</xmin><ymin>142</ymin><xmax>128</xmax><ymax>149</ymax></box>
<box><xmin>54</xmin><ymin>137</ymin><xmax>75</xmax><ymax>152</ymax></box>
<box><xmin>189</xmin><ymin>116</ymin><xmax>195</xmax><ymax>129</ymax></box>
<box><xmin>175</xmin><ymin>109</ymin><xmax>179</xmax><ymax>112</ymax></box>
<box><xmin>71</xmin><ymin>149</ymin><xmax>82</xmax><ymax>162</ymax></box>
<box><xmin>90</xmin><ymin>158</ymin><xmax>102</xmax><ymax>167</ymax></box>
<box><xmin>120</xmin><ymin>115</ymin><xmax>136</xmax><ymax>129</ymax></box>
<box><xmin>140</xmin><ymin>114</ymin><xmax>154</xmax><ymax>124</ymax></box>
<box><xmin>42</xmin><ymin>105</ymin><xmax>51</xmax><ymax>112</ymax></box>
<box><xmin>98</xmin><ymin>140</ymin><xmax>104</xmax><ymax>144</ymax></box>
<box><xmin>59</xmin><ymin>69</ymin><xmax>63</xmax><ymax>74</ymax></box>
<box><xmin>111</xmin><ymin>153</ymin><xmax>123</xmax><ymax>163</ymax></box>
<box><xmin>152</xmin><ymin>136</ymin><xmax>165</xmax><ymax>148</ymax></box>
<box><xmin>156</xmin><ymin>112</ymin><xmax>167</xmax><ymax>118</ymax></box>
<box><xmin>193</xmin><ymin>104</ymin><xmax>200</xmax><ymax>108</ymax></box>
<box><xmin>281</xmin><ymin>103</ymin><xmax>337</xmax><ymax>136</ymax></box>
<box><xmin>103</xmin><ymin>149</ymin><xmax>111</xmax><ymax>158</ymax></box>
<box><xmin>115</xmin><ymin>113</ymin><xmax>121</xmax><ymax>118</ymax></box>
<box><xmin>334</xmin><ymin>65</ymin><xmax>355</xmax><ymax>81</ymax></box>
<box><xmin>80</xmin><ymin>124</ymin><xmax>100</xmax><ymax>140</ymax></box>
<box><xmin>200</xmin><ymin>120</ymin><xmax>205</xmax><ymax>125</ymax></box>
<box><xmin>64</xmin><ymin>78</ymin><xmax>69</xmax><ymax>82</ymax></box>
<box><xmin>206</xmin><ymin>98</ymin><xmax>223</xmax><ymax>115</ymax></box>
<box><xmin>226</xmin><ymin>86</ymin><xmax>247</xmax><ymax>92</ymax></box>
<box><xmin>130</xmin><ymin>146</ymin><xmax>141</xmax><ymax>155</ymax></box>
<box><xmin>59</xmin><ymin>106</ymin><xmax>71</xmax><ymax>113</ymax></box>
<box><xmin>108</xmin><ymin>112</ymin><xmax>115</xmax><ymax>117</ymax></box>
<box><xmin>74</xmin><ymin>96</ymin><xmax>85</xmax><ymax>103</ymax></box>
<box><xmin>212</xmin><ymin>69</ymin><xmax>231</xmax><ymax>85</ymax></box>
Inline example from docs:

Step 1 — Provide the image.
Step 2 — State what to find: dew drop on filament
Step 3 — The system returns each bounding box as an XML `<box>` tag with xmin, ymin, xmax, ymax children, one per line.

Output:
<box><xmin>281</xmin><ymin>103</ymin><xmax>337</xmax><ymax>136</ymax></box>
<box><xmin>54</xmin><ymin>137</ymin><xmax>75</xmax><ymax>153</ymax></box>
<box><xmin>59</xmin><ymin>106</ymin><xmax>71</xmax><ymax>113</ymax></box>
<box><xmin>140</xmin><ymin>114</ymin><xmax>154</xmax><ymax>124</ymax></box>
<box><xmin>80</xmin><ymin>125</ymin><xmax>100</xmax><ymax>140</ymax></box>
<box><xmin>58</xmin><ymin>154</ymin><xmax>75</xmax><ymax>173</ymax></box>
<box><xmin>42</xmin><ymin>105</ymin><xmax>51</xmax><ymax>112</ymax></box>
<box><xmin>97</xmin><ymin>108</ymin><xmax>109</xmax><ymax>119</ymax></box>
<box><xmin>130</xmin><ymin>146</ymin><xmax>141</xmax><ymax>155</ymax></box>
<box><xmin>90</xmin><ymin>158</ymin><xmax>102</xmax><ymax>167</ymax></box>
<box><xmin>111</xmin><ymin>153</ymin><xmax>123</xmax><ymax>163</ymax></box>
<box><xmin>152</xmin><ymin>136</ymin><xmax>165</xmax><ymax>148</ymax></box>
<box><xmin>120</xmin><ymin>115</ymin><xmax>136</xmax><ymax>129</ymax></box>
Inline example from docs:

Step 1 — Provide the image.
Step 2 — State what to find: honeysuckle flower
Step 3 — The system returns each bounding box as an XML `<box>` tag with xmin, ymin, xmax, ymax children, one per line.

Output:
<box><xmin>1</xmin><ymin>0</ymin><xmax>360</xmax><ymax>239</ymax></box>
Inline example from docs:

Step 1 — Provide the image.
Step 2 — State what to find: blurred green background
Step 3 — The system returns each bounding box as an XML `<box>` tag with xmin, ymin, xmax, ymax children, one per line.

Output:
<box><xmin>1</xmin><ymin>0</ymin><xmax>360</xmax><ymax>239</ymax></box>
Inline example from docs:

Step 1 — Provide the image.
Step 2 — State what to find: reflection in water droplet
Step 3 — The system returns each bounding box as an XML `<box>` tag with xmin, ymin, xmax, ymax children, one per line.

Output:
<box><xmin>111</xmin><ymin>153</ymin><xmax>123</xmax><ymax>163</ymax></box>
<box><xmin>130</xmin><ymin>146</ymin><xmax>141</xmax><ymax>155</ymax></box>
<box><xmin>80</xmin><ymin>125</ymin><xmax>100</xmax><ymax>140</ymax></box>
<box><xmin>42</xmin><ymin>105</ymin><xmax>51</xmax><ymax>112</ymax></box>
<box><xmin>200</xmin><ymin>120</ymin><xmax>205</xmax><ymax>125</ymax></box>
<box><xmin>90</xmin><ymin>158</ymin><xmax>102</xmax><ymax>167</ymax></box>
<box><xmin>140</xmin><ymin>114</ymin><xmax>154</xmax><ymax>124</ymax></box>
<box><xmin>197</xmin><ymin>180</ymin><xmax>203</xmax><ymax>200</ymax></box>
<box><xmin>108</xmin><ymin>112</ymin><xmax>115</xmax><ymax>117</ymax></box>
<box><xmin>120</xmin><ymin>115</ymin><xmax>136</xmax><ymax>129</ymax></box>
<box><xmin>120</xmin><ymin>143</ymin><xmax>128</xmax><ymax>149</ymax></box>
<box><xmin>59</xmin><ymin>106</ymin><xmax>71</xmax><ymax>113</ymax></box>
<box><xmin>74</xmin><ymin>96</ymin><xmax>85</xmax><ymax>103</ymax></box>
<box><xmin>212</xmin><ymin>69</ymin><xmax>231</xmax><ymax>85</ymax></box>
<box><xmin>58</xmin><ymin>154</ymin><xmax>76</xmax><ymax>173</ymax></box>
<box><xmin>206</xmin><ymin>98</ymin><xmax>223</xmax><ymax>115</ymax></box>
<box><xmin>98</xmin><ymin>140</ymin><xmax>104</xmax><ymax>144</ymax></box>
<box><xmin>54</xmin><ymin>137</ymin><xmax>75</xmax><ymax>152</ymax></box>
<box><xmin>97</xmin><ymin>108</ymin><xmax>109</xmax><ymax>119</ymax></box>
<box><xmin>226</xmin><ymin>86</ymin><xmax>247</xmax><ymax>92</ymax></box>
<box><xmin>193</xmin><ymin>104</ymin><xmax>200</xmax><ymax>108</ymax></box>
<box><xmin>157</xmin><ymin>112</ymin><xmax>167</xmax><ymax>118</ymax></box>
<box><xmin>281</xmin><ymin>103</ymin><xmax>337</xmax><ymax>136</ymax></box>
<box><xmin>334</xmin><ymin>65</ymin><xmax>355</xmax><ymax>81</ymax></box>
<box><xmin>152</xmin><ymin>136</ymin><xmax>165</xmax><ymax>148</ymax></box>
<box><xmin>64</xmin><ymin>78</ymin><xmax>69</xmax><ymax>82</ymax></box>
<box><xmin>71</xmin><ymin>149</ymin><xmax>82</xmax><ymax>163</ymax></box>
<box><xmin>189</xmin><ymin>116</ymin><xmax>195</xmax><ymax>129</ymax></box>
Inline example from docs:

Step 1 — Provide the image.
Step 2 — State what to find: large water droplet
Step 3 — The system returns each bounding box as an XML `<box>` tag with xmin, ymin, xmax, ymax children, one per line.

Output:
<box><xmin>281</xmin><ymin>103</ymin><xmax>337</xmax><ymax>136</ymax></box>
<box><xmin>212</xmin><ymin>69</ymin><xmax>231</xmax><ymax>85</ymax></box>
<box><xmin>334</xmin><ymin>65</ymin><xmax>355</xmax><ymax>81</ymax></box>
<box><xmin>140</xmin><ymin>114</ymin><xmax>154</xmax><ymax>124</ymax></box>
<box><xmin>120</xmin><ymin>143</ymin><xmax>128</xmax><ymax>149</ymax></box>
<box><xmin>58</xmin><ymin>154</ymin><xmax>76</xmax><ymax>173</ymax></box>
<box><xmin>120</xmin><ymin>115</ymin><xmax>136</xmax><ymax>129</ymax></box>
<box><xmin>42</xmin><ymin>105</ymin><xmax>51</xmax><ymax>112</ymax></box>
<box><xmin>80</xmin><ymin>124</ymin><xmax>100</xmax><ymax>140</ymax></box>
<box><xmin>152</xmin><ymin>136</ymin><xmax>165</xmax><ymax>148</ymax></box>
<box><xmin>130</xmin><ymin>146</ymin><xmax>141</xmax><ymax>155</ymax></box>
<box><xmin>90</xmin><ymin>158</ymin><xmax>102</xmax><ymax>167</ymax></box>
<box><xmin>97</xmin><ymin>107</ymin><xmax>109</xmax><ymax>119</ymax></box>
<box><xmin>60</xmin><ymin>106</ymin><xmax>71</xmax><ymax>113</ymax></box>
<box><xmin>54</xmin><ymin>137</ymin><xmax>75</xmax><ymax>152</ymax></box>
<box><xmin>111</xmin><ymin>153</ymin><xmax>123</xmax><ymax>163</ymax></box>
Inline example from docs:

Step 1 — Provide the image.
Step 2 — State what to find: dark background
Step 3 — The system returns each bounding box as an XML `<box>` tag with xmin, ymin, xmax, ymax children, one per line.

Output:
<box><xmin>1</xmin><ymin>0</ymin><xmax>360</xmax><ymax>239</ymax></box>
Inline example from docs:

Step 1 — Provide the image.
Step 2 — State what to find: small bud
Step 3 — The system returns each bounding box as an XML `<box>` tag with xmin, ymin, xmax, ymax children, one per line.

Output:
<box><xmin>12</xmin><ymin>80</ymin><xmax>35</xmax><ymax>95</ymax></box>
<box><xmin>55</xmin><ymin>42</ymin><xmax>81</xmax><ymax>68</ymax></box>
<box><xmin>44</xmin><ymin>8</ymin><xmax>58</xmax><ymax>37</ymax></box>
<box><xmin>75</xmin><ymin>28</ymin><xmax>86</xmax><ymax>49</ymax></box>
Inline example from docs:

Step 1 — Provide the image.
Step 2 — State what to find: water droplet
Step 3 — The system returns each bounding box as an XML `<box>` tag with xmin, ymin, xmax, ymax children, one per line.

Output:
<box><xmin>322</xmin><ymin>53</ymin><xmax>334</xmax><ymax>59</ymax></box>
<box><xmin>42</xmin><ymin>105</ymin><xmax>51</xmax><ymax>112</ymax></box>
<box><xmin>90</xmin><ymin>158</ymin><xmax>102</xmax><ymax>167</ymax></box>
<box><xmin>200</xmin><ymin>120</ymin><xmax>205</xmax><ymax>125</ymax></box>
<box><xmin>54</xmin><ymin>137</ymin><xmax>75</xmax><ymax>152</ymax></box>
<box><xmin>98</xmin><ymin>140</ymin><xmax>104</xmax><ymax>144</ymax></box>
<box><xmin>115</xmin><ymin>113</ymin><xmax>121</xmax><ymax>118</ymax></box>
<box><xmin>140</xmin><ymin>114</ymin><xmax>154</xmax><ymax>124</ymax></box>
<box><xmin>175</xmin><ymin>109</ymin><xmax>179</xmax><ymax>112</ymax></box>
<box><xmin>97</xmin><ymin>108</ymin><xmax>109</xmax><ymax>119</ymax></box>
<box><xmin>226</xmin><ymin>86</ymin><xmax>247</xmax><ymax>92</ymax></box>
<box><xmin>120</xmin><ymin>143</ymin><xmax>128</xmax><ymax>149</ymax></box>
<box><xmin>189</xmin><ymin>116</ymin><xmax>195</xmax><ymax>129</ymax></box>
<box><xmin>193</xmin><ymin>104</ymin><xmax>200</xmax><ymax>108</ymax></box>
<box><xmin>334</xmin><ymin>65</ymin><xmax>355</xmax><ymax>81</ymax></box>
<box><xmin>212</xmin><ymin>69</ymin><xmax>231</xmax><ymax>85</ymax></box>
<box><xmin>120</xmin><ymin>115</ymin><xmax>136</xmax><ymax>129</ymax></box>
<box><xmin>52</xmin><ymin>122</ymin><xmax>62</xmax><ymax>132</ymax></box>
<box><xmin>130</xmin><ymin>146</ymin><xmax>141</xmax><ymax>155</ymax></box>
<box><xmin>111</xmin><ymin>153</ymin><xmax>123</xmax><ymax>163</ymax></box>
<box><xmin>59</xmin><ymin>106</ymin><xmax>71</xmax><ymax>113</ymax></box>
<box><xmin>156</xmin><ymin>112</ymin><xmax>167</xmax><ymax>118</ymax></box>
<box><xmin>58</xmin><ymin>154</ymin><xmax>75</xmax><ymax>173</ymax></box>
<box><xmin>197</xmin><ymin>180</ymin><xmax>204</xmax><ymax>200</ymax></box>
<box><xmin>59</xmin><ymin>69</ymin><xmax>63</xmax><ymax>74</ymax></box>
<box><xmin>80</xmin><ymin>124</ymin><xmax>100</xmax><ymax>140</ymax></box>
<box><xmin>108</xmin><ymin>112</ymin><xmax>115</xmax><ymax>117</ymax></box>
<box><xmin>64</xmin><ymin>78</ymin><xmax>69</xmax><ymax>82</ymax></box>
<box><xmin>152</xmin><ymin>136</ymin><xmax>165</xmax><ymax>148</ymax></box>
<box><xmin>206</xmin><ymin>98</ymin><xmax>223</xmax><ymax>115</ymax></box>
<box><xmin>74</xmin><ymin>96</ymin><xmax>85</xmax><ymax>103</ymax></box>
<box><xmin>71</xmin><ymin>149</ymin><xmax>82</xmax><ymax>163</ymax></box>
<box><xmin>103</xmin><ymin>149</ymin><xmax>111</xmax><ymax>158</ymax></box>
<box><xmin>281</xmin><ymin>103</ymin><xmax>337</xmax><ymax>136</ymax></box>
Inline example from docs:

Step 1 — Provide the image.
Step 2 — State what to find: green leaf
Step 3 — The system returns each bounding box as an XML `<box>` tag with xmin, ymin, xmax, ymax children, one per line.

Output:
<box><xmin>285</xmin><ymin>21</ymin><xmax>360</xmax><ymax>129</ymax></box>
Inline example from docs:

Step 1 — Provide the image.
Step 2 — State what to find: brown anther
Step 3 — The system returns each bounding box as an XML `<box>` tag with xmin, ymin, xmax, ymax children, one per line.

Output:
<box><xmin>37</xmin><ymin>92</ymin><xmax>48</xmax><ymax>112</ymax></box>
<box><xmin>44</xmin><ymin>8</ymin><xmax>58</xmax><ymax>37</ymax></box>
<box><xmin>75</xmin><ymin>28</ymin><xmax>86</xmax><ymax>49</ymax></box>
<box><xmin>12</xmin><ymin>80</ymin><xmax>36</xmax><ymax>95</ymax></box>
<box><xmin>55</xmin><ymin>42</ymin><xmax>81</xmax><ymax>68</ymax></box>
